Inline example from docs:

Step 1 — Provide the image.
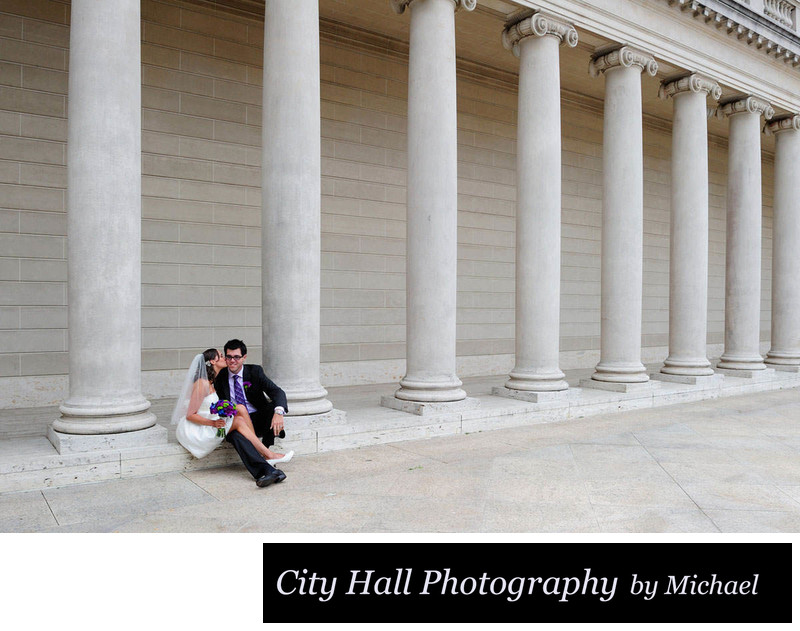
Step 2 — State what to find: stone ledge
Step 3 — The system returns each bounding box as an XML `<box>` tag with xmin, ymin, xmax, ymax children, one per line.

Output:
<box><xmin>1</xmin><ymin>371</ymin><xmax>799</xmax><ymax>494</ymax></box>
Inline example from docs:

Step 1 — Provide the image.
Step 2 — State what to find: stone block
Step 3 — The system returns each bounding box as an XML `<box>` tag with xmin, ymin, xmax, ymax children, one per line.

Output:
<box><xmin>143</xmin><ymin>109</ymin><xmax>214</xmax><ymax>140</ymax></box>
<box><xmin>213</xmin><ymin>120</ymin><xmax>260</xmax><ymax>146</ymax></box>
<box><xmin>22</xmin><ymin>66</ymin><xmax>67</xmax><ymax>93</ymax></box>
<box><xmin>0</xmin><ymin>328</ymin><xmax>63</xmax><ymax>353</ymax></box>
<box><xmin>0</xmin><ymin>281</ymin><xmax>64</xmax><ymax>306</ymax></box>
<box><xmin>181</xmin><ymin>9</ymin><xmax>247</xmax><ymax>43</ymax></box>
<box><xmin>214</xmin><ymin>38</ymin><xmax>262</xmax><ymax>66</ymax></box>
<box><xmin>491</xmin><ymin>386</ymin><xmax>570</xmax><ymax>403</ymax></box>
<box><xmin>0</xmin><ymin>38</ymin><xmax>66</xmax><ymax>70</ymax></box>
<box><xmin>144</xmin><ymin>23</ymin><xmax>213</xmax><ymax>56</ymax></box>
<box><xmin>0</xmin><ymin>460</ymin><xmax>120</xmax><ymax>494</ymax></box>
<box><xmin>19</xmin><ymin>163</ymin><xmax>66</xmax><ymax>188</ymax></box>
<box><xmin>181</xmin><ymin>93</ymin><xmax>247</xmax><ymax>124</ymax></box>
<box><xmin>48</xmin><ymin>424</ymin><xmax>169</xmax><ymax>454</ymax></box>
<box><xmin>19</xmin><ymin>306</ymin><xmax>66</xmax><ymax>329</ymax></box>
<box><xmin>579</xmin><ymin>378</ymin><xmax>661</xmax><ymax>394</ymax></box>
<box><xmin>651</xmin><ymin>372</ymin><xmax>724</xmax><ymax>386</ymax></box>
<box><xmin>380</xmin><ymin>395</ymin><xmax>481</xmax><ymax>416</ymax></box>
<box><xmin>0</xmin><ymin>136</ymin><xmax>64</xmax><ymax>165</ymax></box>
<box><xmin>769</xmin><ymin>364</ymin><xmax>800</xmax><ymax>373</ymax></box>
<box><xmin>715</xmin><ymin>367</ymin><xmax>776</xmax><ymax>381</ymax></box>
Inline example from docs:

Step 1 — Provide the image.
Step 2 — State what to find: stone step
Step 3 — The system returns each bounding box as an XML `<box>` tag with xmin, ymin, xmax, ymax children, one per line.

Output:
<box><xmin>1</xmin><ymin>370</ymin><xmax>798</xmax><ymax>494</ymax></box>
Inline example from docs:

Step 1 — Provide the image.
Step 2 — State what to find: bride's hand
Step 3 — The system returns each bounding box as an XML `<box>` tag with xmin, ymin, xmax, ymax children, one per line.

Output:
<box><xmin>211</xmin><ymin>419</ymin><xmax>225</xmax><ymax>428</ymax></box>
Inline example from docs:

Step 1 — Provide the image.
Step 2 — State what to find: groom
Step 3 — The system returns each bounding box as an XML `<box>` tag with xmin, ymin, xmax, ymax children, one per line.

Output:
<box><xmin>215</xmin><ymin>338</ymin><xmax>289</xmax><ymax>488</ymax></box>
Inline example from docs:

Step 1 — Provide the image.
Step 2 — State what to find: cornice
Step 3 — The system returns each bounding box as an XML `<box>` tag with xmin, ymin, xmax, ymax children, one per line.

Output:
<box><xmin>662</xmin><ymin>0</ymin><xmax>800</xmax><ymax>67</ymax></box>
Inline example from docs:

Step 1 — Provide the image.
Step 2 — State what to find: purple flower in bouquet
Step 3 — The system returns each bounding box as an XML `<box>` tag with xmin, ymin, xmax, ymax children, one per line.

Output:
<box><xmin>210</xmin><ymin>399</ymin><xmax>238</xmax><ymax>437</ymax></box>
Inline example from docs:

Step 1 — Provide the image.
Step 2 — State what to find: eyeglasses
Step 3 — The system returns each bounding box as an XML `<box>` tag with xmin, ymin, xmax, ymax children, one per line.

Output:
<box><xmin>225</xmin><ymin>355</ymin><xmax>243</xmax><ymax>361</ymax></box>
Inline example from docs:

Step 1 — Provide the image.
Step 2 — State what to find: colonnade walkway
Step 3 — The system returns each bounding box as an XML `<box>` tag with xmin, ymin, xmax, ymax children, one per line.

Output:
<box><xmin>1</xmin><ymin>369</ymin><xmax>798</xmax><ymax>532</ymax></box>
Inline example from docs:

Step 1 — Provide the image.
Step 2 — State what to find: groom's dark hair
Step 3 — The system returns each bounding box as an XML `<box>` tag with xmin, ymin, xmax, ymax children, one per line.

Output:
<box><xmin>224</xmin><ymin>339</ymin><xmax>247</xmax><ymax>356</ymax></box>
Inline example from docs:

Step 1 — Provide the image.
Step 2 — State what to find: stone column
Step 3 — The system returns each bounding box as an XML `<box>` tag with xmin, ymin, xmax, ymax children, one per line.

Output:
<box><xmin>657</xmin><ymin>74</ymin><xmax>721</xmax><ymax>383</ymax></box>
<box><xmin>765</xmin><ymin>115</ymin><xmax>800</xmax><ymax>372</ymax></box>
<box><xmin>494</xmin><ymin>13</ymin><xmax>577</xmax><ymax>402</ymax></box>
<box><xmin>262</xmin><ymin>0</ymin><xmax>332</xmax><ymax>415</ymax></box>
<box><xmin>716</xmin><ymin>96</ymin><xmax>774</xmax><ymax>376</ymax></box>
<box><xmin>583</xmin><ymin>46</ymin><xmax>658</xmax><ymax>391</ymax></box>
<box><xmin>383</xmin><ymin>0</ymin><xmax>478</xmax><ymax>414</ymax></box>
<box><xmin>50</xmin><ymin>0</ymin><xmax>158</xmax><ymax>451</ymax></box>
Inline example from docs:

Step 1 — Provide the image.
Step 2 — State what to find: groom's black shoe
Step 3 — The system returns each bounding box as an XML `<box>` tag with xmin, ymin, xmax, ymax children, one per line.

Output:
<box><xmin>256</xmin><ymin>469</ymin><xmax>286</xmax><ymax>488</ymax></box>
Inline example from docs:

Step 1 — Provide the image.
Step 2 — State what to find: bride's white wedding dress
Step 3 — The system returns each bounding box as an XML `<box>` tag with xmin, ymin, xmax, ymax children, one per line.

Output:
<box><xmin>175</xmin><ymin>391</ymin><xmax>234</xmax><ymax>458</ymax></box>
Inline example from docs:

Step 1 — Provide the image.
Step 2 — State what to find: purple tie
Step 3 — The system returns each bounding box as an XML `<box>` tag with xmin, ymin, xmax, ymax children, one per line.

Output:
<box><xmin>233</xmin><ymin>374</ymin><xmax>247</xmax><ymax>406</ymax></box>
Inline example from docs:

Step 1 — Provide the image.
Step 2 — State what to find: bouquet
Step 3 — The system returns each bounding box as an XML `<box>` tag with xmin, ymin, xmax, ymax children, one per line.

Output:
<box><xmin>210</xmin><ymin>399</ymin><xmax>238</xmax><ymax>438</ymax></box>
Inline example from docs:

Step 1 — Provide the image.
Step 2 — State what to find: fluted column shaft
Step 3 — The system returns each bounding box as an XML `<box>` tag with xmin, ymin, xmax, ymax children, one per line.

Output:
<box><xmin>393</xmin><ymin>0</ymin><xmax>474</xmax><ymax>403</ymax></box>
<box><xmin>54</xmin><ymin>0</ymin><xmax>155</xmax><ymax>435</ymax></box>
<box><xmin>590</xmin><ymin>47</ymin><xmax>657</xmax><ymax>384</ymax></box>
<box><xmin>717</xmin><ymin>96</ymin><xmax>773</xmax><ymax>371</ymax></box>
<box><xmin>262</xmin><ymin>0</ymin><xmax>332</xmax><ymax>415</ymax></box>
<box><xmin>503</xmin><ymin>14</ymin><xmax>577</xmax><ymax>392</ymax></box>
<box><xmin>660</xmin><ymin>75</ymin><xmax>720</xmax><ymax>377</ymax></box>
<box><xmin>765</xmin><ymin>115</ymin><xmax>800</xmax><ymax>369</ymax></box>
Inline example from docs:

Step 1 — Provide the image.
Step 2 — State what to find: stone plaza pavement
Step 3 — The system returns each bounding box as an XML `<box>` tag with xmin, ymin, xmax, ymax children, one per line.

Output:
<box><xmin>1</xmin><ymin>384</ymin><xmax>799</xmax><ymax>533</ymax></box>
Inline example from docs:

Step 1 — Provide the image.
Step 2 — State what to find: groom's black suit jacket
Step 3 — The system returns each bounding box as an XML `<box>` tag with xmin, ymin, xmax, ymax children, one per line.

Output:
<box><xmin>214</xmin><ymin>364</ymin><xmax>288</xmax><ymax>438</ymax></box>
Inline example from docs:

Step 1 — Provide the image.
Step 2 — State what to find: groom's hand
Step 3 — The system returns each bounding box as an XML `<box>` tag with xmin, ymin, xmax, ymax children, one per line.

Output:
<box><xmin>270</xmin><ymin>413</ymin><xmax>285</xmax><ymax>436</ymax></box>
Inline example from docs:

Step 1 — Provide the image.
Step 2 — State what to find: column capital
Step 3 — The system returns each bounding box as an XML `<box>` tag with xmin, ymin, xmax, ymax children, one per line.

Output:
<box><xmin>589</xmin><ymin>45</ymin><xmax>657</xmax><ymax>78</ymax></box>
<box><xmin>765</xmin><ymin>114</ymin><xmax>800</xmax><ymax>135</ymax></box>
<box><xmin>502</xmin><ymin>12</ymin><xmax>578</xmax><ymax>57</ymax></box>
<box><xmin>390</xmin><ymin>0</ymin><xmax>475</xmax><ymax>14</ymax></box>
<box><xmin>658</xmin><ymin>73</ymin><xmax>721</xmax><ymax>101</ymax></box>
<box><xmin>716</xmin><ymin>95</ymin><xmax>774</xmax><ymax>120</ymax></box>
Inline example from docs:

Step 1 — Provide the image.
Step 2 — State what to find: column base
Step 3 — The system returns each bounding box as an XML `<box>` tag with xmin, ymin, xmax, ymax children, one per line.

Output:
<box><xmin>505</xmin><ymin>372</ymin><xmax>568</xmax><ymax>393</ymax></box>
<box><xmin>284</xmin><ymin>382</ymin><xmax>335</xmax><ymax>416</ymax></box>
<box><xmin>590</xmin><ymin>361</ymin><xmax>650</xmax><ymax>384</ymax></box>
<box><xmin>765</xmin><ymin>351</ymin><xmax>800</xmax><ymax>371</ymax></box>
<box><xmin>651</xmin><ymin>372</ymin><xmax>724</xmax><ymax>386</ymax></box>
<box><xmin>492</xmin><ymin>386</ymin><xmax>569</xmax><ymax>403</ymax></box>
<box><xmin>715</xmin><ymin>367</ymin><xmax>776</xmax><ymax>381</ymax></box>
<box><xmin>380</xmin><ymin>395</ymin><xmax>480</xmax><ymax>416</ymax></box>
<box><xmin>55</xmin><ymin>401</ymin><xmax>157</xmax><ymax>435</ymax></box>
<box><xmin>579</xmin><ymin>378</ymin><xmax>660</xmax><ymax>393</ymax></box>
<box><xmin>660</xmin><ymin>357</ymin><xmax>714</xmax><ymax>377</ymax></box>
<box><xmin>393</xmin><ymin>377</ymin><xmax>467</xmax><ymax>403</ymax></box>
<box><xmin>716</xmin><ymin>355</ymin><xmax>766</xmax><ymax>371</ymax></box>
<box><xmin>48</xmin><ymin>424</ymin><xmax>168</xmax><ymax>455</ymax></box>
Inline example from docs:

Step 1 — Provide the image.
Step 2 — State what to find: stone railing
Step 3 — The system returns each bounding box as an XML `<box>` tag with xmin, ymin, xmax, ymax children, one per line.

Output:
<box><xmin>733</xmin><ymin>0</ymin><xmax>797</xmax><ymax>32</ymax></box>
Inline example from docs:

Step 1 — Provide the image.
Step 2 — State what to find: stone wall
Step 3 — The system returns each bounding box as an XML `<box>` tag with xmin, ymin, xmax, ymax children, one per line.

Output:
<box><xmin>0</xmin><ymin>0</ymin><xmax>775</xmax><ymax>407</ymax></box>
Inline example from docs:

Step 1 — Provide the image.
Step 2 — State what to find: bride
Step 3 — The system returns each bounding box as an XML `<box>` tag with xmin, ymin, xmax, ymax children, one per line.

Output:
<box><xmin>172</xmin><ymin>349</ymin><xmax>294</xmax><ymax>464</ymax></box>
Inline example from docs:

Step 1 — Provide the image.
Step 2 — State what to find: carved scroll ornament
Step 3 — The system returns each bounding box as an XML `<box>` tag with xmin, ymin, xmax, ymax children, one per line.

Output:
<box><xmin>658</xmin><ymin>73</ymin><xmax>722</xmax><ymax>101</ymax></box>
<box><xmin>589</xmin><ymin>45</ymin><xmax>659</xmax><ymax>78</ymax></box>
<box><xmin>390</xmin><ymin>0</ymin><xmax>476</xmax><ymax>14</ymax></box>
<box><xmin>716</xmin><ymin>95</ymin><xmax>775</xmax><ymax>120</ymax></box>
<box><xmin>502</xmin><ymin>12</ymin><xmax>578</xmax><ymax>57</ymax></box>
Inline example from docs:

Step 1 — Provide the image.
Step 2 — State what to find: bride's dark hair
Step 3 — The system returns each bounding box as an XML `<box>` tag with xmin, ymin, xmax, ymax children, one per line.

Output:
<box><xmin>202</xmin><ymin>348</ymin><xmax>218</xmax><ymax>382</ymax></box>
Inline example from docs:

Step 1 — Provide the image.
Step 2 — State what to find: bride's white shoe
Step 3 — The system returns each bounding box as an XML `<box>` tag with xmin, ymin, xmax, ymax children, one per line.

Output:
<box><xmin>267</xmin><ymin>450</ymin><xmax>294</xmax><ymax>466</ymax></box>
